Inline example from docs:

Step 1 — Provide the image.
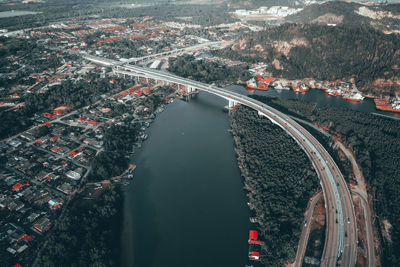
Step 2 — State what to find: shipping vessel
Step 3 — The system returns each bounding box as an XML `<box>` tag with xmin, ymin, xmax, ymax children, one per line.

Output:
<box><xmin>273</xmin><ymin>82</ymin><xmax>290</xmax><ymax>90</ymax></box>
<box><xmin>325</xmin><ymin>88</ymin><xmax>342</xmax><ymax>96</ymax></box>
<box><xmin>292</xmin><ymin>83</ymin><xmax>309</xmax><ymax>93</ymax></box>
<box><xmin>342</xmin><ymin>92</ymin><xmax>364</xmax><ymax>102</ymax></box>
<box><xmin>374</xmin><ymin>98</ymin><xmax>400</xmax><ymax>112</ymax></box>
<box><xmin>246</xmin><ymin>76</ymin><xmax>275</xmax><ymax>91</ymax></box>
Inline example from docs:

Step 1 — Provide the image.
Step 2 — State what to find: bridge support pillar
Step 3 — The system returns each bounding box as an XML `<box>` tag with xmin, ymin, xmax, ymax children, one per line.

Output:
<box><xmin>185</xmin><ymin>85</ymin><xmax>198</xmax><ymax>95</ymax></box>
<box><xmin>225</xmin><ymin>99</ymin><xmax>239</xmax><ymax>111</ymax></box>
<box><xmin>258</xmin><ymin>110</ymin><xmax>267</xmax><ymax>117</ymax></box>
<box><xmin>229</xmin><ymin>99</ymin><xmax>238</xmax><ymax>108</ymax></box>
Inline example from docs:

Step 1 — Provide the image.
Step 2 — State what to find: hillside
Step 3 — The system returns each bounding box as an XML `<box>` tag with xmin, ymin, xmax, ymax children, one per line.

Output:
<box><xmin>215</xmin><ymin>23</ymin><xmax>400</xmax><ymax>96</ymax></box>
<box><xmin>285</xmin><ymin>2</ymin><xmax>400</xmax><ymax>31</ymax></box>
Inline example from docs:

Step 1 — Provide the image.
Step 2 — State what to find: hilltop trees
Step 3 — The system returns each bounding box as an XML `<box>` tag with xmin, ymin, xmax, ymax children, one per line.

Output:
<box><xmin>168</xmin><ymin>55</ymin><xmax>250</xmax><ymax>85</ymax></box>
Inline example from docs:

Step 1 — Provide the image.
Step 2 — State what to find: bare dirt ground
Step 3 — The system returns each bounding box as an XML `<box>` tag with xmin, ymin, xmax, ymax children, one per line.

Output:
<box><xmin>312</xmin><ymin>13</ymin><xmax>344</xmax><ymax>24</ymax></box>
<box><xmin>353</xmin><ymin>196</ymin><xmax>368</xmax><ymax>266</ymax></box>
<box><xmin>303</xmin><ymin>196</ymin><xmax>326</xmax><ymax>265</ymax></box>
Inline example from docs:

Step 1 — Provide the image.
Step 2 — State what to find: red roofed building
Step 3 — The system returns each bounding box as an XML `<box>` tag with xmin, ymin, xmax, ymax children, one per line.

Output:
<box><xmin>88</xmin><ymin>120</ymin><xmax>99</xmax><ymax>125</ymax></box>
<box><xmin>248</xmin><ymin>240</ymin><xmax>262</xmax><ymax>245</ymax></box>
<box><xmin>49</xmin><ymin>135</ymin><xmax>61</xmax><ymax>142</ymax></box>
<box><xmin>12</xmin><ymin>183</ymin><xmax>24</xmax><ymax>191</ymax></box>
<box><xmin>69</xmin><ymin>151</ymin><xmax>80</xmax><ymax>158</ymax></box>
<box><xmin>250</xmin><ymin>251</ymin><xmax>260</xmax><ymax>260</ymax></box>
<box><xmin>18</xmin><ymin>234</ymin><xmax>34</xmax><ymax>242</ymax></box>
<box><xmin>249</xmin><ymin>230</ymin><xmax>258</xmax><ymax>240</ymax></box>
<box><xmin>130</xmin><ymin>35</ymin><xmax>149</xmax><ymax>40</ymax></box>
<box><xmin>42</xmin><ymin>112</ymin><xmax>53</xmax><ymax>118</ymax></box>
<box><xmin>50</xmin><ymin>147</ymin><xmax>62</xmax><ymax>152</ymax></box>
<box><xmin>143</xmin><ymin>88</ymin><xmax>152</xmax><ymax>94</ymax></box>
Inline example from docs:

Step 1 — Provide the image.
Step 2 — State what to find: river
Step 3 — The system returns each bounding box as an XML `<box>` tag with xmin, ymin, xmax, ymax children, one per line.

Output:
<box><xmin>120</xmin><ymin>84</ymin><xmax>399</xmax><ymax>267</ymax></box>
<box><xmin>120</xmin><ymin>92</ymin><xmax>252</xmax><ymax>267</ymax></box>
<box><xmin>229</xmin><ymin>85</ymin><xmax>400</xmax><ymax>119</ymax></box>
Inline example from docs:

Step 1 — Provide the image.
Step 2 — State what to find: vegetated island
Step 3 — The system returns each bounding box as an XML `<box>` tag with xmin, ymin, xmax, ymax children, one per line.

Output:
<box><xmin>230</xmin><ymin>105</ymin><xmax>319</xmax><ymax>266</ymax></box>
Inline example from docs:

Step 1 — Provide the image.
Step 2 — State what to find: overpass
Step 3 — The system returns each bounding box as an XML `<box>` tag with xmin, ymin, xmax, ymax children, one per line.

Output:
<box><xmin>124</xmin><ymin>40</ymin><xmax>232</xmax><ymax>64</ymax></box>
<box><xmin>85</xmin><ymin>55</ymin><xmax>357</xmax><ymax>267</ymax></box>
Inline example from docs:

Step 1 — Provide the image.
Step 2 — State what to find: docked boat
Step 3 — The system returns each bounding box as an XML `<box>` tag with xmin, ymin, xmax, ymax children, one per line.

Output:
<box><xmin>342</xmin><ymin>92</ymin><xmax>364</xmax><ymax>102</ymax></box>
<box><xmin>246</xmin><ymin>76</ymin><xmax>275</xmax><ymax>91</ymax></box>
<box><xmin>325</xmin><ymin>88</ymin><xmax>342</xmax><ymax>96</ymax></box>
<box><xmin>292</xmin><ymin>83</ymin><xmax>309</xmax><ymax>93</ymax></box>
<box><xmin>273</xmin><ymin>82</ymin><xmax>290</xmax><ymax>90</ymax></box>
<box><xmin>374</xmin><ymin>98</ymin><xmax>400</xmax><ymax>112</ymax></box>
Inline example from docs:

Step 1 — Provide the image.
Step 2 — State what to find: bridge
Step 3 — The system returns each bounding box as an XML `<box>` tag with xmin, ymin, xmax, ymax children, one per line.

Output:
<box><xmin>85</xmin><ymin>55</ymin><xmax>358</xmax><ymax>267</ymax></box>
<box><xmin>123</xmin><ymin>40</ymin><xmax>232</xmax><ymax>64</ymax></box>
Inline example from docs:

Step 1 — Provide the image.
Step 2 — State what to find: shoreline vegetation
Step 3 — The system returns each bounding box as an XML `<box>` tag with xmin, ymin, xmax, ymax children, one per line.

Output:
<box><xmin>230</xmin><ymin>105</ymin><xmax>319</xmax><ymax>266</ymax></box>
<box><xmin>34</xmin><ymin>186</ymin><xmax>123</xmax><ymax>267</ymax></box>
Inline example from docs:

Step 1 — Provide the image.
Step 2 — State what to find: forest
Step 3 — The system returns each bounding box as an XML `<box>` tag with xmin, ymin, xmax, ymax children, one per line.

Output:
<box><xmin>231</xmin><ymin>105</ymin><xmax>319</xmax><ymax>266</ymax></box>
<box><xmin>312</xmin><ymin>107</ymin><xmax>400</xmax><ymax>266</ymax></box>
<box><xmin>168</xmin><ymin>55</ymin><xmax>250</xmax><ymax>85</ymax></box>
<box><xmin>250</xmin><ymin>96</ymin><xmax>400</xmax><ymax>266</ymax></box>
<box><xmin>34</xmin><ymin>186</ymin><xmax>123</xmax><ymax>267</ymax></box>
<box><xmin>216</xmin><ymin>23</ymin><xmax>400</xmax><ymax>96</ymax></box>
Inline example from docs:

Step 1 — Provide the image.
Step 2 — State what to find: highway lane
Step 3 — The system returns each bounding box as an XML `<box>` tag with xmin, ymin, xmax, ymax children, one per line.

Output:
<box><xmin>125</xmin><ymin>40</ymin><xmax>233</xmax><ymax>63</ymax></box>
<box><xmin>85</xmin><ymin>57</ymin><xmax>357</xmax><ymax>266</ymax></box>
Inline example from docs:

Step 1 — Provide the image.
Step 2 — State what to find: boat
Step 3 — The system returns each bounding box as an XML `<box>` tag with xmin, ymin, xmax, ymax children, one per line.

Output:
<box><xmin>342</xmin><ymin>92</ymin><xmax>364</xmax><ymax>102</ymax></box>
<box><xmin>300</xmin><ymin>83</ymin><xmax>310</xmax><ymax>92</ymax></box>
<box><xmin>325</xmin><ymin>88</ymin><xmax>342</xmax><ymax>96</ymax></box>
<box><xmin>274</xmin><ymin>82</ymin><xmax>290</xmax><ymax>90</ymax></box>
<box><xmin>246</xmin><ymin>76</ymin><xmax>275</xmax><ymax>91</ymax></box>
<box><xmin>374</xmin><ymin>98</ymin><xmax>400</xmax><ymax>112</ymax></box>
<box><xmin>325</xmin><ymin>89</ymin><xmax>336</xmax><ymax>96</ymax></box>
<box><xmin>292</xmin><ymin>83</ymin><xmax>309</xmax><ymax>93</ymax></box>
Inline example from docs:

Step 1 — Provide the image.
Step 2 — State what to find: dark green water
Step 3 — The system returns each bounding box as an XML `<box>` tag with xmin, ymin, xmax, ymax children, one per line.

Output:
<box><xmin>120</xmin><ymin>92</ymin><xmax>252</xmax><ymax>267</ymax></box>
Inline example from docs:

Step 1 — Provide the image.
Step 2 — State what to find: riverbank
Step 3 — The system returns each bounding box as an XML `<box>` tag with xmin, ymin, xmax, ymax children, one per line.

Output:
<box><xmin>230</xmin><ymin>105</ymin><xmax>320</xmax><ymax>266</ymax></box>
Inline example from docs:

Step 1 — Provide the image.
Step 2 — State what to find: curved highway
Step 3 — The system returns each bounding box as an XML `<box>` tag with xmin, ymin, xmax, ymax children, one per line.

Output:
<box><xmin>85</xmin><ymin>55</ymin><xmax>358</xmax><ymax>266</ymax></box>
